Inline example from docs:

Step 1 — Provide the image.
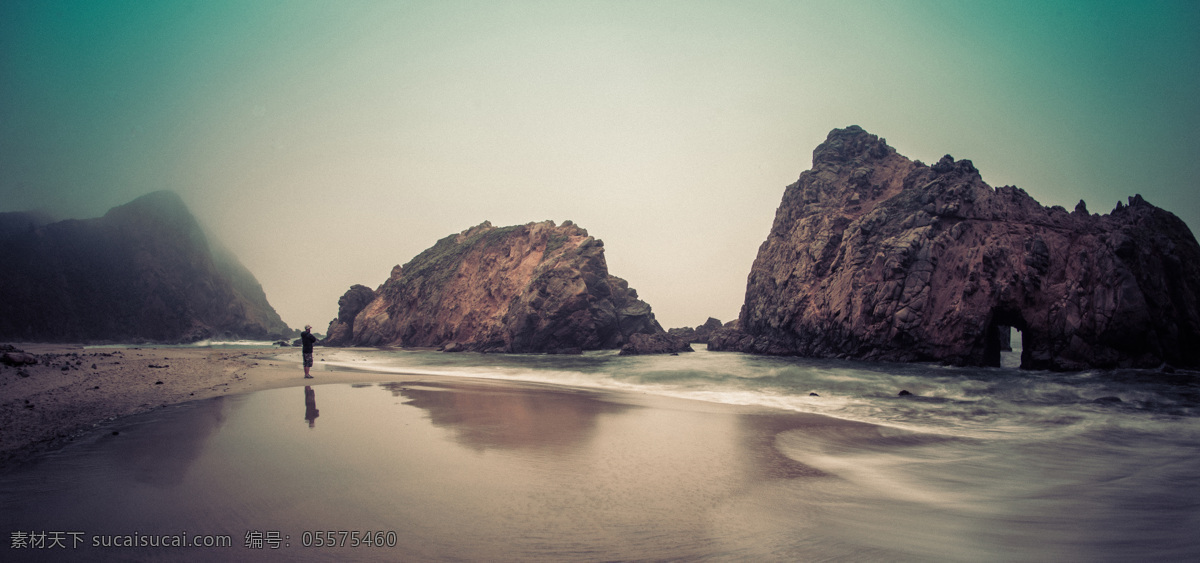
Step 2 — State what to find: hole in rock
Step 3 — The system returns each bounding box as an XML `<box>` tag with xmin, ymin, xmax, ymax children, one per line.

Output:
<box><xmin>985</xmin><ymin>309</ymin><xmax>1028</xmax><ymax>368</ymax></box>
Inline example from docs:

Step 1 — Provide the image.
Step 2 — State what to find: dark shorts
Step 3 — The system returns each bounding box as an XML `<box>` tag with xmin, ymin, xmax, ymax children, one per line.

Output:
<box><xmin>303</xmin><ymin>353</ymin><xmax>314</xmax><ymax>368</ymax></box>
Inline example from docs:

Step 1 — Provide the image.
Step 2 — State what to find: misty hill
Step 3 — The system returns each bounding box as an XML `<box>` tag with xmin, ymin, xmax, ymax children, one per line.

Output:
<box><xmin>324</xmin><ymin>220</ymin><xmax>663</xmax><ymax>353</ymax></box>
<box><xmin>0</xmin><ymin>191</ymin><xmax>293</xmax><ymax>343</ymax></box>
<box><xmin>711</xmin><ymin>126</ymin><xmax>1200</xmax><ymax>370</ymax></box>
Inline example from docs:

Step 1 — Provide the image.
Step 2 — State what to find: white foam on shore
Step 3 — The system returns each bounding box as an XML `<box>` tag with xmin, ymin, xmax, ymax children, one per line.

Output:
<box><xmin>307</xmin><ymin>349</ymin><xmax>938</xmax><ymax>434</ymax></box>
<box><xmin>190</xmin><ymin>339</ymin><xmax>281</xmax><ymax>347</ymax></box>
<box><xmin>85</xmin><ymin>340</ymin><xmax>283</xmax><ymax>349</ymax></box>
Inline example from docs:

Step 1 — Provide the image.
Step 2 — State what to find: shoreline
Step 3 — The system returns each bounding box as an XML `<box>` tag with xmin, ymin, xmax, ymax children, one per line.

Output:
<box><xmin>0</xmin><ymin>344</ymin><xmax>404</xmax><ymax>467</ymax></box>
<box><xmin>1</xmin><ymin>343</ymin><xmax>807</xmax><ymax>469</ymax></box>
<box><xmin>0</xmin><ymin>355</ymin><xmax>879</xmax><ymax>561</ymax></box>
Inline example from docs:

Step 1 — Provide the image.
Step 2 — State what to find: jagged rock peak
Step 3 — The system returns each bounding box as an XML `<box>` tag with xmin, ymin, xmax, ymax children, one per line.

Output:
<box><xmin>712</xmin><ymin>126</ymin><xmax>1200</xmax><ymax>371</ymax></box>
<box><xmin>455</xmin><ymin>220</ymin><xmax>494</xmax><ymax>243</ymax></box>
<box><xmin>325</xmin><ymin>220</ymin><xmax>661</xmax><ymax>353</ymax></box>
<box><xmin>811</xmin><ymin>125</ymin><xmax>896</xmax><ymax>166</ymax></box>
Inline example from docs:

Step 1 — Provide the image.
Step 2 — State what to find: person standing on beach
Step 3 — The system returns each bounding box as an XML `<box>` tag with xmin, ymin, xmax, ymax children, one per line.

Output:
<box><xmin>301</xmin><ymin>324</ymin><xmax>317</xmax><ymax>379</ymax></box>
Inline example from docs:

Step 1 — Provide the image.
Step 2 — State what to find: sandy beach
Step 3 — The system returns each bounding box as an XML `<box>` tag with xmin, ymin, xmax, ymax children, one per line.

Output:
<box><xmin>0</xmin><ymin>354</ymin><xmax>896</xmax><ymax>562</ymax></box>
<box><xmin>3</xmin><ymin>344</ymin><xmax>1199</xmax><ymax>560</ymax></box>
<box><xmin>1</xmin><ymin>344</ymin><xmax>868</xmax><ymax>561</ymax></box>
<box><xmin>0</xmin><ymin>344</ymin><xmax>375</xmax><ymax>467</ymax></box>
<box><xmin>0</xmin><ymin>343</ymin><xmax>824</xmax><ymax>468</ymax></box>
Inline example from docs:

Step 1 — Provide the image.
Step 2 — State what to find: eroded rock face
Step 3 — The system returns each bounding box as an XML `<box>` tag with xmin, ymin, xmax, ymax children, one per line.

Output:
<box><xmin>710</xmin><ymin>126</ymin><xmax>1200</xmax><ymax>370</ymax></box>
<box><xmin>323</xmin><ymin>284</ymin><xmax>376</xmax><ymax>345</ymax></box>
<box><xmin>324</xmin><ymin>220</ymin><xmax>664</xmax><ymax>353</ymax></box>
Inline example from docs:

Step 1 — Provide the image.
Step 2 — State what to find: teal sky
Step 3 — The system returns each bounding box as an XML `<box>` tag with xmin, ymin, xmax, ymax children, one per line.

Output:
<box><xmin>3</xmin><ymin>0</ymin><xmax>1198</xmax><ymax>331</ymax></box>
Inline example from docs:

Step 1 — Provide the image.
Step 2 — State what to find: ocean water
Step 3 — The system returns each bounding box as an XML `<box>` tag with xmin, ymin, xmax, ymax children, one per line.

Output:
<box><xmin>313</xmin><ymin>345</ymin><xmax>1200</xmax><ymax>558</ymax></box>
<box><xmin>2</xmin><ymin>345</ymin><xmax>1198</xmax><ymax>561</ymax></box>
<box><xmin>317</xmin><ymin>344</ymin><xmax>1200</xmax><ymax>439</ymax></box>
<box><xmin>84</xmin><ymin>340</ymin><xmax>286</xmax><ymax>350</ymax></box>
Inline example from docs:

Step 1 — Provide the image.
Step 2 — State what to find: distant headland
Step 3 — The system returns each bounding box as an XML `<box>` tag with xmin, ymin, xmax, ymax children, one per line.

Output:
<box><xmin>0</xmin><ymin>191</ymin><xmax>294</xmax><ymax>343</ymax></box>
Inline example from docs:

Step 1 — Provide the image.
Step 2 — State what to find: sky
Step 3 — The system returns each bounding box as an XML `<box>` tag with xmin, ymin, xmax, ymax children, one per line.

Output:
<box><xmin>2</xmin><ymin>0</ymin><xmax>1198</xmax><ymax>333</ymax></box>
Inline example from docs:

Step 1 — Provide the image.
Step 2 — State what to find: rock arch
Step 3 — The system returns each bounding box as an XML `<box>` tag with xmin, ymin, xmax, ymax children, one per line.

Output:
<box><xmin>983</xmin><ymin>308</ymin><xmax>1027</xmax><ymax>368</ymax></box>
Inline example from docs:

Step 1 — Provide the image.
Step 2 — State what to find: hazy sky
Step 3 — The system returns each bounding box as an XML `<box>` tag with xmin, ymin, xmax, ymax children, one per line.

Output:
<box><xmin>3</xmin><ymin>0</ymin><xmax>1198</xmax><ymax>332</ymax></box>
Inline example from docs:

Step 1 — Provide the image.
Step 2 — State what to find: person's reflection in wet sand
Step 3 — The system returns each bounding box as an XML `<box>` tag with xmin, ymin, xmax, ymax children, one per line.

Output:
<box><xmin>304</xmin><ymin>386</ymin><xmax>319</xmax><ymax>428</ymax></box>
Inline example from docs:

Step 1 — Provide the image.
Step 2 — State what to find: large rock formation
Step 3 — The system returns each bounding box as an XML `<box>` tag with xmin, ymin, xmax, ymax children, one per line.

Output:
<box><xmin>324</xmin><ymin>220</ymin><xmax>664</xmax><ymax>353</ymax></box>
<box><xmin>710</xmin><ymin>126</ymin><xmax>1200</xmax><ymax>370</ymax></box>
<box><xmin>0</xmin><ymin>191</ymin><xmax>293</xmax><ymax>343</ymax></box>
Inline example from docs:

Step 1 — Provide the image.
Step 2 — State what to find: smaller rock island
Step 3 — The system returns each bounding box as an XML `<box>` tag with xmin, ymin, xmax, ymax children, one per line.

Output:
<box><xmin>324</xmin><ymin>220</ymin><xmax>665</xmax><ymax>353</ymax></box>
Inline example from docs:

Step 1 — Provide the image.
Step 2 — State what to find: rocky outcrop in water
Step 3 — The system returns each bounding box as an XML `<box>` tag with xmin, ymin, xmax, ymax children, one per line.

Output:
<box><xmin>668</xmin><ymin>317</ymin><xmax>725</xmax><ymax>344</ymax></box>
<box><xmin>619</xmin><ymin>333</ymin><xmax>693</xmax><ymax>355</ymax></box>
<box><xmin>324</xmin><ymin>220</ymin><xmax>664</xmax><ymax>353</ymax></box>
<box><xmin>0</xmin><ymin>191</ymin><xmax>294</xmax><ymax>343</ymax></box>
<box><xmin>710</xmin><ymin>126</ymin><xmax>1200</xmax><ymax>370</ymax></box>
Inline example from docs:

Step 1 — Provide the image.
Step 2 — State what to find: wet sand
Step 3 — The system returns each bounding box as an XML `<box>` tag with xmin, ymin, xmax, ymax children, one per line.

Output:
<box><xmin>0</xmin><ymin>344</ymin><xmax>388</xmax><ymax>466</ymax></box>
<box><xmin>0</xmin><ymin>345</ymin><xmax>854</xmax><ymax>561</ymax></box>
<box><xmin>1</xmin><ymin>370</ymin><xmax>863</xmax><ymax>562</ymax></box>
<box><xmin>1</xmin><ymin>343</ymin><xmax>834</xmax><ymax>469</ymax></box>
<box><xmin>4</xmin><ymin>345</ymin><xmax>1198</xmax><ymax>560</ymax></box>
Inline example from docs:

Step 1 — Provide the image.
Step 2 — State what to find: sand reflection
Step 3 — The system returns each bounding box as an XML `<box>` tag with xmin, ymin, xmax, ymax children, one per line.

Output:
<box><xmin>103</xmin><ymin>396</ymin><xmax>228</xmax><ymax>487</ymax></box>
<box><xmin>380</xmin><ymin>381</ymin><xmax>627</xmax><ymax>452</ymax></box>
